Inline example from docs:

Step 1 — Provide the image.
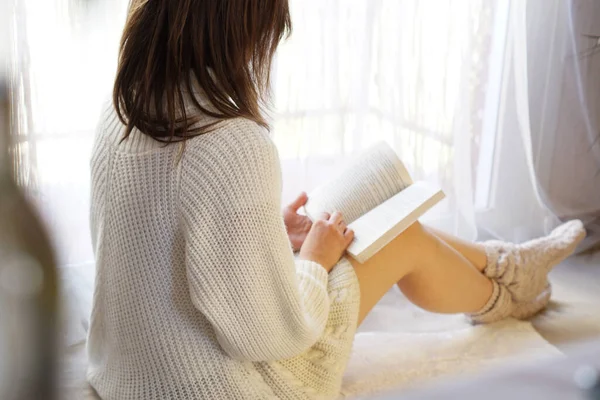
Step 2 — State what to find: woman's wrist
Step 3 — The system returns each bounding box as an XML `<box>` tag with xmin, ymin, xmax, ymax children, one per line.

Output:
<box><xmin>297</xmin><ymin>251</ymin><xmax>333</xmax><ymax>273</ymax></box>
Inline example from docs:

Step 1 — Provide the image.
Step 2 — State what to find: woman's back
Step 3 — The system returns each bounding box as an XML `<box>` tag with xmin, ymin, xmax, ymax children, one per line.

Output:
<box><xmin>88</xmin><ymin>104</ymin><xmax>274</xmax><ymax>399</ymax></box>
<box><xmin>88</xmin><ymin>102</ymin><xmax>361</xmax><ymax>399</ymax></box>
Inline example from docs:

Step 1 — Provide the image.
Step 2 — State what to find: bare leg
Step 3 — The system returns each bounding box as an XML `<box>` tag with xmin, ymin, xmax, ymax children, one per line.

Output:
<box><xmin>350</xmin><ymin>220</ymin><xmax>586</xmax><ymax>326</ymax></box>
<box><xmin>426</xmin><ymin>226</ymin><xmax>487</xmax><ymax>272</ymax></box>
<box><xmin>348</xmin><ymin>222</ymin><xmax>493</xmax><ymax>325</ymax></box>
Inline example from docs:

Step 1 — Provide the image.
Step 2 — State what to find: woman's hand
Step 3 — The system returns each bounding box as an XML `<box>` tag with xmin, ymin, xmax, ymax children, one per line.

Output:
<box><xmin>283</xmin><ymin>192</ymin><xmax>313</xmax><ymax>252</ymax></box>
<box><xmin>298</xmin><ymin>212</ymin><xmax>354</xmax><ymax>272</ymax></box>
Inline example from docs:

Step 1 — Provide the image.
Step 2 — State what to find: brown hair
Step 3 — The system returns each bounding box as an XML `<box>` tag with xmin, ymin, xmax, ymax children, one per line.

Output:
<box><xmin>113</xmin><ymin>0</ymin><xmax>291</xmax><ymax>142</ymax></box>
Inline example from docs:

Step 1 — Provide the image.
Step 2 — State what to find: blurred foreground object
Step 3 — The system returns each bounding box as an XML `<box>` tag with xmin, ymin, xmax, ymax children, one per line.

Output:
<box><xmin>0</xmin><ymin>6</ymin><xmax>59</xmax><ymax>400</ymax></box>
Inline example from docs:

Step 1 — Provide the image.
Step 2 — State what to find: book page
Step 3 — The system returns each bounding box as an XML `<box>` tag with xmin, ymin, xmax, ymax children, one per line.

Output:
<box><xmin>304</xmin><ymin>142</ymin><xmax>412</xmax><ymax>224</ymax></box>
<box><xmin>346</xmin><ymin>181</ymin><xmax>445</xmax><ymax>263</ymax></box>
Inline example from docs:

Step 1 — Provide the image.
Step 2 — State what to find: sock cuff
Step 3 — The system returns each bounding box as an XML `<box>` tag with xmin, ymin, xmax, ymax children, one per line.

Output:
<box><xmin>482</xmin><ymin>243</ymin><xmax>517</xmax><ymax>285</ymax></box>
<box><xmin>480</xmin><ymin>241</ymin><xmax>502</xmax><ymax>279</ymax></box>
<box><xmin>467</xmin><ymin>280</ymin><xmax>513</xmax><ymax>324</ymax></box>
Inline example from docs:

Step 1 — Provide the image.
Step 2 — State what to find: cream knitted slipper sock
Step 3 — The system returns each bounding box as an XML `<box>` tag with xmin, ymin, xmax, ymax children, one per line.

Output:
<box><xmin>467</xmin><ymin>280</ymin><xmax>513</xmax><ymax>324</ymax></box>
<box><xmin>482</xmin><ymin>220</ymin><xmax>586</xmax><ymax>320</ymax></box>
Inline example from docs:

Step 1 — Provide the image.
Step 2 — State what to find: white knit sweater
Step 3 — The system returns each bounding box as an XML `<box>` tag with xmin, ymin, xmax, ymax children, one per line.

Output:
<box><xmin>87</xmin><ymin>102</ymin><xmax>360</xmax><ymax>399</ymax></box>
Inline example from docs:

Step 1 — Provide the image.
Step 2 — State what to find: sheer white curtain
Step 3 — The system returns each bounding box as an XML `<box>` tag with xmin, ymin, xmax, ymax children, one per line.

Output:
<box><xmin>12</xmin><ymin>0</ymin><xmax>591</xmax><ymax>344</ymax></box>
<box><xmin>10</xmin><ymin>0</ymin><xmax>128</xmax><ymax>266</ymax></box>
<box><xmin>272</xmin><ymin>0</ymin><xmax>497</xmax><ymax>241</ymax></box>
<box><xmin>522</xmin><ymin>0</ymin><xmax>600</xmax><ymax>249</ymax></box>
<box><xmin>473</xmin><ymin>0</ymin><xmax>561</xmax><ymax>242</ymax></box>
<box><xmin>10</xmin><ymin>0</ymin><xmax>128</xmax><ymax>344</ymax></box>
<box><xmin>477</xmin><ymin>0</ymin><xmax>600</xmax><ymax>246</ymax></box>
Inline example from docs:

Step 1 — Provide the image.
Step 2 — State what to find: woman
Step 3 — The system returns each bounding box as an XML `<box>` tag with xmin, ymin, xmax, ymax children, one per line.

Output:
<box><xmin>87</xmin><ymin>1</ymin><xmax>585</xmax><ymax>399</ymax></box>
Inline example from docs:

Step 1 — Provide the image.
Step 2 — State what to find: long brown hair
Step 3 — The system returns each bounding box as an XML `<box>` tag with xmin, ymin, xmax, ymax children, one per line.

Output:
<box><xmin>113</xmin><ymin>0</ymin><xmax>291</xmax><ymax>142</ymax></box>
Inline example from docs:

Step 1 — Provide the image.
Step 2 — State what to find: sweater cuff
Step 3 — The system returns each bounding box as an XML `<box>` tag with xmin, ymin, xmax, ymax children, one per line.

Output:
<box><xmin>294</xmin><ymin>260</ymin><xmax>330</xmax><ymax>325</ymax></box>
<box><xmin>296</xmin><ymin>260</ymin><xmax>329</xmax><ymax>291</ymax></box>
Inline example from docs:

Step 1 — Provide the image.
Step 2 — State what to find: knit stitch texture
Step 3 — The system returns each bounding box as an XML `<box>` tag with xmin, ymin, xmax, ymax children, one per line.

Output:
<box><xmin>469</xmin><ymin>220</ymin><xmax>585</xmax><ymax>323</ymax></box>
<box><xmin>467</xmin><ymin>280</ymin><xmax>513</xmax><ymax>324</ymax></box>
<box><xmin>87</xmin><ymin>101</ymin><xmax>360</xmax><ymax>400</ymax></box>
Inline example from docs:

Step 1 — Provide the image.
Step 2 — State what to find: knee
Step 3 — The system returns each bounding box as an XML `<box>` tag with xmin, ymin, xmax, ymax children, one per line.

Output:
<box><xmin>404</xmin><ymin>221</ymin><xmax>426</xmax><ymax>236</ymax></box>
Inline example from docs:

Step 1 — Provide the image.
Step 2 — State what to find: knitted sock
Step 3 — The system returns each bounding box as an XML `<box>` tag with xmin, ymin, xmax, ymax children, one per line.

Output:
<box><xmin>467</xmin><ymin>280</ymin><xmax>513</xmax><ymax>324</ymax></box>
<box><xmin>482</xmin><ymin>220</ymin><xmax>586</xmax><ymax>319</ymax></box>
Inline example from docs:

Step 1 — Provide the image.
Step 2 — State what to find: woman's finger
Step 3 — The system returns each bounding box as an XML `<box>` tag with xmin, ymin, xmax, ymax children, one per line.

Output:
<box><xmin>318</xmin><ymin>212</ymin><xmax>331</xmax><ymax>221</ymax></box>
<box><xmin>344</xmin><ymin>228</ymin><xmax>355</xmax><ymax>245</ymax></box>
<box><xmin>287</xmin><ymin>192</ymin><xmax>308</xmax><ymax>212</ymax></box>
<box><xmin>329</xmin><ymin>211</ymin><xmax>343</xmax><ymax>226</ymax></box>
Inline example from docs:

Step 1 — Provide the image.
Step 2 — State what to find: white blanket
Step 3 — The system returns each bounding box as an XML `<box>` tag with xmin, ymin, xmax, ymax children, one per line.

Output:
<box><xmin>341</xmin><ymin>287</ymin><xmax>562</xmax><ymax>399</ymax></box>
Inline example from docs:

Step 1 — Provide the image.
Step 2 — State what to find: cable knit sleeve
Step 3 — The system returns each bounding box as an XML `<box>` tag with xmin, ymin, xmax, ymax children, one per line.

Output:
<box><xmin>179</xmin><ymin>119</ymin><xmax>331</xmax><ymax>362</ymax></box>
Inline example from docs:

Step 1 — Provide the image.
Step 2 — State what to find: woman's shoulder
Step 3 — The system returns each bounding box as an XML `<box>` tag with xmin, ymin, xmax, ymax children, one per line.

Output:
<box><xmin>185</xmin><ymin>117</ymin><xmax>279</xmax><ymax>164</ymax></box>
<box><xmin>180</xmin><ymin>118</ymin><xmax>283</xmax><ymax>206</ymax></box>
<box><xmin>182</xmin><ymin>117</ymin><xmax>281</xmax><ymax>182</ymax></box>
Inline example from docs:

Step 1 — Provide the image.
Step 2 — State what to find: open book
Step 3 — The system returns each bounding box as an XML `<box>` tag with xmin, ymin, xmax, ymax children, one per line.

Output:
<box><xmin>304</xmin><ymin>142</ymin><xmax>445</xmax><ymax>263</ymax></box>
